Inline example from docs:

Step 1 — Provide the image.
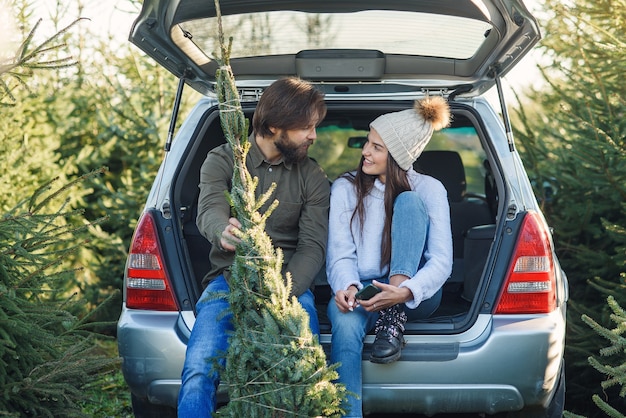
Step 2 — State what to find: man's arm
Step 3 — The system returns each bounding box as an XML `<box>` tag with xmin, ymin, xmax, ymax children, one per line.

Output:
<box><xmin>196</xmin><ymin>146</ymin><xmax>234</xmax><ymax>248</ymax></box>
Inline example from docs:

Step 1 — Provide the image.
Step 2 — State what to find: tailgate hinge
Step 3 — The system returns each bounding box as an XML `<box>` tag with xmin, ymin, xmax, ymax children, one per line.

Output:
<box><xmin>238</xmin><ymin>88</ymin><xmax>263</xmax><ymax>102</ymax></box>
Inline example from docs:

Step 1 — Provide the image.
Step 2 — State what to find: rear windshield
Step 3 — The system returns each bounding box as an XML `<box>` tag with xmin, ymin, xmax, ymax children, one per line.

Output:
<box><xmin>178</xmin><ymin>10</ymin><xmax>492</xmax><ymax>61</ymax></box>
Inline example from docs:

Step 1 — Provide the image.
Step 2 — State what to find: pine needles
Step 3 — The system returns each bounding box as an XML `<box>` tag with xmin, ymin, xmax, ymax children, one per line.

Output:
<box><xmin>582</xmin><ymin>296</ymin><xmax>626</xmax><ymax>417</ymax></box>
<box><xmin>210</xmin><ymin>1</ymin><xmax>346</xmax><ymax>416</ymax></box>
<box><xmin>0</xmin><ymin>172</ymin><xmax>119</xmax><ymax>417</ymax></box>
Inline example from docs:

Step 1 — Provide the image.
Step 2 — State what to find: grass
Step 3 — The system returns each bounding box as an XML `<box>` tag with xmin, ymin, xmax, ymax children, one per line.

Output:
<box><xmin>79</xmin><ymin>338</ymin><xmax>134</xmax><ymax>417</ymax></box>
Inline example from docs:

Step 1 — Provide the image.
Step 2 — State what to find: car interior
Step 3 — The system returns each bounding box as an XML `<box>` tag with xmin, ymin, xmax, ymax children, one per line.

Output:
<box><xmin>175</xmin><ymin>100</ymin><xmax>499</xmax><ymax>331</ymax></box>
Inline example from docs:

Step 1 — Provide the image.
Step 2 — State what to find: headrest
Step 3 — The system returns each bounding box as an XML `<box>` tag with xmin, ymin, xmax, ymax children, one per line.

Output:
<box><xmin>414</xmin><ymin>150</ymin><xmax>466</xmax><ymax>203</ymax></box>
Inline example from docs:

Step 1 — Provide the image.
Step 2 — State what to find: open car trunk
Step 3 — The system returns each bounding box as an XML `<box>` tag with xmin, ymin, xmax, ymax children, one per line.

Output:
<box><xmin>173</xmin><ymin>98</ymin><xmax>503</xmax><ymax>335</ymax></box>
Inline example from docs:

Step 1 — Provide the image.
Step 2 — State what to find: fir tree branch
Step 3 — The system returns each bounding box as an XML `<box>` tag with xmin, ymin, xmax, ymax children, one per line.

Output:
<box><xmin>209</xmin><ymin>1</ymin><xmax>346</xmax><ymax>416</ymax></box>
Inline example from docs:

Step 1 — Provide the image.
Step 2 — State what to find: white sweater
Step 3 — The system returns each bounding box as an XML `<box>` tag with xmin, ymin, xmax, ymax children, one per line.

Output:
<box><xmin>326</xmin><ymin>169</ymin><xmax>453</xmax><ymax>309</ymax></box>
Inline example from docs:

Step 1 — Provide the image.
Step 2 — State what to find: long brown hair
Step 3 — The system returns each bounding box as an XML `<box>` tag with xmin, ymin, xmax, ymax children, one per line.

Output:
<box><xmin>344</xmin><ymin>154</ymin><xmax>411</xmax><ymax>268</ymax></box>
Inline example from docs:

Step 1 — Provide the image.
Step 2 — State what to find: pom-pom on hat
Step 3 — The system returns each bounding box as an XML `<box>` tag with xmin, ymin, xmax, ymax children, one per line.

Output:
<box><xmin>370</xmin><ymin>96</ymin><xmax>451</xmax><ymax>171</ymax></box>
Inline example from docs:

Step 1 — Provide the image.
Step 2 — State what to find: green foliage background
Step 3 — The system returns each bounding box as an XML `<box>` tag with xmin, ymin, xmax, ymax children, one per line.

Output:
<box><xmin>0</xmin><ymin>174</ymin><xmax>119</xmax><ymax>417</ymax></box>
<box><xmin>2</xmin><ymin>0</ymin><xmax>200</xmax><ymax>329</ymax></box>
<box><xmin>2</xmin><ymin>0</ymin><xmax>625</xmax><ymax>416</ymax></box>
<box><xmin>513</xmin><ymin>0</ymin><xmax>626</xmax><ymax>415</ymax></box>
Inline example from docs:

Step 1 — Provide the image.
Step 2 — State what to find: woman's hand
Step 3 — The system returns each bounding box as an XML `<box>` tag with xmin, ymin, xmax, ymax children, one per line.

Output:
<box><xmin>358</xmin><ymin>280</ymin><xmax>412</xmax><ymax>312</ymax></box>
<box><xmin>334</xmin><ymin>285</ymin><xmax>359</xmax><ymax>313</ymax></box>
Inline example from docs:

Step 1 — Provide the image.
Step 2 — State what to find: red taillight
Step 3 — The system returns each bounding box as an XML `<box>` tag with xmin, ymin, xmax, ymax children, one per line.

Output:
<box><xmin>495</xmin><ymin>211</ymin><xmax>557</xmax><ymax>314</ymax></box>
<box><xmin>125</xmin><ymin>213</ymin><xmax>179</xmax><ymax>311</ymax></box>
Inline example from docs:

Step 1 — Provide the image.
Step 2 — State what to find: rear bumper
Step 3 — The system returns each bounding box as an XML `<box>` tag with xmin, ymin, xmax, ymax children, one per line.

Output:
<box><xmin>363</xmin><ymin>384</ymin><xmax>524</xmax><ymax>414</ymax></box>
<box><xmin>358</xmin><ymin>310</ymin><xmax>566</xmax><ymax>415</ymax></box>
<box><xmin>117</xmin><ymin>307</ymin><xmax>187</xmax><ymax>406</ymax></box>
<box><xmin>117</xmin><ymin>307</ymin><xmax>566</xmax><ymax>414</ymax></box>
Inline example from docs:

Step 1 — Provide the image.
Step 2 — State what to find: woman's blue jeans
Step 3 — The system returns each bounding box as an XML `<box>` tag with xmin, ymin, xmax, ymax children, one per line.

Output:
<box><xmin>327</xmin><ymin>191</ymin><xmax>442</xmax><ymax>418</ymax></box>
<box><xmin>177</xmin><ymin>274</ymin><xmax>320</xmax><ymax>417</ymax></box>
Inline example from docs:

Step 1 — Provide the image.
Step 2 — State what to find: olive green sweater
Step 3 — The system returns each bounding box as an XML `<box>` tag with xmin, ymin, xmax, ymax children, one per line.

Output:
<box><xmin>196</xmin><ymin>136</ymin><xmax>330</xmax><ymax>297</ymax></box>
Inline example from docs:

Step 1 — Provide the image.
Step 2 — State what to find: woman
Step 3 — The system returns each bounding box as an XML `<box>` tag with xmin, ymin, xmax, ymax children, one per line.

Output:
<box><xmin>326</xmin><ymin>96</ymin><xmax>453</xmax><ymax>418</ymax></box>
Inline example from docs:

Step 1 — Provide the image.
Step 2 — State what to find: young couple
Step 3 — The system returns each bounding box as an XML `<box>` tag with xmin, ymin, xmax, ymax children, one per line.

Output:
<box><xmin>178</xmin><ymin>77</ymin><xmax>452</xmax><ymax>418</ymax></box>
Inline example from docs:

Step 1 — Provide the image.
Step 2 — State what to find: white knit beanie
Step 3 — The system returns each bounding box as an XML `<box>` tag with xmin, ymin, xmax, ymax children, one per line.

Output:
<box><xmin>370</xmin><ymin>96</ymin><xmax>451</xmax><ymax>171</ymax></box>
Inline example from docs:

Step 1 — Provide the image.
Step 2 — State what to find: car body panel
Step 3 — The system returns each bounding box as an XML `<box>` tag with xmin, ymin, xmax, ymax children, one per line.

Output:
<box><xmin>129</xmin><ymin>0</ymin><xmax>540</xmax><ymax>97</ymax></box>
<box><xmin>117</xmin><ymin>309</ymin><xmax>185</xmax><ymax>401</ymax></box>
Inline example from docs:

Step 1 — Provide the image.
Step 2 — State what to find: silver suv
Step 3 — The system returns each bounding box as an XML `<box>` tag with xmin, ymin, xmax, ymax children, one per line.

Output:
<box><xmin>117</xmin><ymin>1</ymin><xmax>568</xmax><ymax>417</ymax></box>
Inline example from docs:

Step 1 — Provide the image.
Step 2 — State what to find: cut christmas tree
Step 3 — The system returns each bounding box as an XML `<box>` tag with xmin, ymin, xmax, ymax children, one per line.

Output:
<box><xmin>211</xmin><ymin>1</ymin><xmax>347</xmax><ymax>416</ymax></box>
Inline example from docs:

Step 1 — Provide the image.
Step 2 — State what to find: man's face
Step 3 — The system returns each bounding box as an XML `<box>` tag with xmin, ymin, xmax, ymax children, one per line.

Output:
<box><xmin>273</xmin><ymin>116</ymin><xmax>319</xmax><ymax>164</ymax></box>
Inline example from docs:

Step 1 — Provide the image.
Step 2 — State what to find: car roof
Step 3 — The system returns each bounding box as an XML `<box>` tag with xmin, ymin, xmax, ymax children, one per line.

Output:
<box><xmin>129</xmin><ymin>0</ymin><xmax>540</xmax><ymax>97</ymax></box>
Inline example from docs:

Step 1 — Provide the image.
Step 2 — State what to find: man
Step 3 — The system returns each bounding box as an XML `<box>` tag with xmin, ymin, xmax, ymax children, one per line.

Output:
<box><xmin>177</xmin><ymin>77</ymin><xmax>329</xmax><ymax>416</ymax></box>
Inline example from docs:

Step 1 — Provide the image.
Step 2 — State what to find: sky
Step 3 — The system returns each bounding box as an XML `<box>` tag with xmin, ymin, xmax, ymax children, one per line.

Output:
<box><xmin>0</xmin><ymin>1</ymin><xmax>134</xmax><ymax>61</ymax></box>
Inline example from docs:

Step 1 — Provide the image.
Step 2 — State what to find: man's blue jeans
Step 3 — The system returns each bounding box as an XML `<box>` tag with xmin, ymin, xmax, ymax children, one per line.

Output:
<box><xmin>177</xmin><ymin>274</ymin><xmax>320</xmax><ymax>417</ymax></box>
<box><xmin>327</xmin><ymin>191</ymin><xmax>443</xmax><ymax>418</ymax></box>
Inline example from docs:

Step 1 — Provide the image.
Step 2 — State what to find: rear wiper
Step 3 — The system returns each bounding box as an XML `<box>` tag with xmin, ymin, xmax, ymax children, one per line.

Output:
<box><xmin>447</xmin><ymin>84</ymin><xmax>473</xmax><ymax>101</ymax></box>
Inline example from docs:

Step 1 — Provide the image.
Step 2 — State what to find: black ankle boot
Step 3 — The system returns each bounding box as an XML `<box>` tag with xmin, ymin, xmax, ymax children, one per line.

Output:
<box><xmin>370</xmin><ymin>304</ymin><xmax>407</xmax><ymax>364</ymax></box>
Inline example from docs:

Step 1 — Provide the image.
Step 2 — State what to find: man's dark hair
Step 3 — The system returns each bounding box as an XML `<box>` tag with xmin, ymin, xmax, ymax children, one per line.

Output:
<box><xmin>252</xmin><ymin>77</ymin><xmax>327</xmax><ymax>137</ymax></box>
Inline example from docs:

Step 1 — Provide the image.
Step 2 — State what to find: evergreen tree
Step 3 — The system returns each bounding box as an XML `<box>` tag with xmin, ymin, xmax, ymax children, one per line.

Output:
<box><xmin>210</xmin><ymin>2</ymin><xmax>346</xmax><ymax>416</ymax></box>
<box><xmin>60</xmin><ymin>3</ymin><xmax>208</xmax><ymax>324</ymax></box>
<box><xmin>1</xmin><ymin>5</ymin><xmax>119</xmax><ymax>416</ymax></box>
<box><xmin>3</xmin><ymin>0</ymin><xmax>198</xmax><ymax>324</ymax></box>
<box><xmin>0</xmin><ymin>6</ymin><xmax>82</xmax><ymax>209</ymax></box>
<box><xmin>0</xmin><ymin>174</ymin><xmax>118</xmax><ymax>417</ymax></box>
<box><xmin>0</xmin><ymin>0</ymin><xmax>124</xmax><ymax>331</ymax></box>
<box><xmin>580</xmin><ymin>296</ymin><xmax>626</xmax><ymax>417</ymax></box>
<box><xmin>1</xmin><ymin>1</ymin><xmax>96</xmax><ymax>302</ymax></box>
<box><xmin>512</xmin><ymin>0</ymin><xmax>625</xmax><ymax>415</ymax></box>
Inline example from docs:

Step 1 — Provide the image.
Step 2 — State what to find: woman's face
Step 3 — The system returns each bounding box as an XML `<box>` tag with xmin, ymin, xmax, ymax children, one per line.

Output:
<box><xmin>361</xmin><ymin>127</ymin><xmax>389</xmax><ymax>183</ymax></box>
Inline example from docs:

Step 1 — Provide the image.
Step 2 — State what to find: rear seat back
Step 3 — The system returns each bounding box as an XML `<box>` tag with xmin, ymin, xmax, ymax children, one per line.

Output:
<box><xmin>415</xmin><ymin>150</ymin><xmax>494</xmax><ymax>287</ymax></box>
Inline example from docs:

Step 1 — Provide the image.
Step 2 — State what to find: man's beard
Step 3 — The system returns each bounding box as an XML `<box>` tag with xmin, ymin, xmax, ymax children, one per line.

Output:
<box><xmin>274</xmin><ymin>132</ymin><xmax>310</xmax><ymax>164</ymax></box>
